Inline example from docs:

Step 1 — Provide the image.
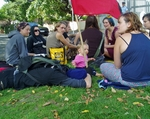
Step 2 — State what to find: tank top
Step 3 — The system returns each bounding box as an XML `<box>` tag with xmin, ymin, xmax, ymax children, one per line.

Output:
<box><xmin>105</xmin><ymin>27</ymin><xmax>118</xmax><ymax>45</ymax></box>
<box><xmin>121</xmin><ymin>33</ymin><xmax>150</xmax><ymax>82</ymax></box>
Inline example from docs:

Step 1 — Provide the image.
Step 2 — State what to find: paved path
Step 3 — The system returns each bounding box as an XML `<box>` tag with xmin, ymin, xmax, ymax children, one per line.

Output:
<box><xmin>0</xmin><ymin>35</ymin><xmax>8</xmax><ymax>61</ymax></box>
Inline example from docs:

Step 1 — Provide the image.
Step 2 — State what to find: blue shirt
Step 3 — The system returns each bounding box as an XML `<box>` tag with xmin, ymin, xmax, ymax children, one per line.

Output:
<box><xmin>121</xmin><ymin>6</ymin><xmax>128</xmax><ymax>14</ymax></box>
<box><xmin>121</xmin><ymin>33</ymin><xmax>150</xmax><ymax>82</ymax></box>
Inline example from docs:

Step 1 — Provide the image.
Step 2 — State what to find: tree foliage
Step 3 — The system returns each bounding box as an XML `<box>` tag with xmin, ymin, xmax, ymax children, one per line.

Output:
<box><xmin>1</xmin><ymin>0</ymin><xmax>72</xmax><ymax>24</ymax></box>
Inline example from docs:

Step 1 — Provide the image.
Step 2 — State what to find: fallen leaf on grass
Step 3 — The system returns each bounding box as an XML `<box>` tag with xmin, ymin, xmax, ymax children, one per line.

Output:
<box><xmin>59</xmin><ymin>94</ymin><xmax>63</xmax><ymax>97</ymax></box>
<box><xmin>54</xmin><ymin>90</ymin><xmax>58</xmax><ymax>93</ymax></box>
<box><xmin>111</xmin><ymin>87</ymin><xmax>116</xmax><ymax>93</ymax></box>
<box><xmin>105</xmin><ymin>106</ymin><xmax>108</xmax><ymax>108</ymax></box>
<box><xmin>64</xmin><ymin>97</ymin><xmax>69</xmax><ymax>101</ymax></box>
<box><xmin>32</xmin><ymin>90</ymin><xmax>35</xmax><ymax>94</ymax></box>
<box><xmin>81</xmin><ymin>110</ymin><xmax>89</xmax><ymax>113</ymax></box>
<box><xmin>133</xmin><ymin>102</ymin><xmax>144</xmax><ymax>106</ymax></box>
<box><xmin>117</xmin><ymin>98</ymin><xmax>124</xmax><ymax>102</ymax></box>
<box><xmin>0</xmin><ymin>93</ymin><xmax>3</xmax><ymax>96</ymax></box>
<box><xmin>127</xmin><ymin>89</ymin><xmax>133</xmax><ymax>93</ymax></box>
<box><xmin>43</xmin><ymin>102</ymin><xmax>51</xmax><ymax>106</ymax></box>
<box><xmin>52</xmin><ymin>110</ymin><xmax>60</xmax><ymax>119</ymax></box>
<box><xmin>137</xmin><ymin>115</ymin><xmax>142</xmax><ymax>119</ymax></box>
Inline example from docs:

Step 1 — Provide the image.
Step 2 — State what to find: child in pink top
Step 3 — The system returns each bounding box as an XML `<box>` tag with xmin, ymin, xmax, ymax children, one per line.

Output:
<box><xmin>72</xmin><ymin>42</ymin><xmax>102</xmax><ymax>77</ymax></box>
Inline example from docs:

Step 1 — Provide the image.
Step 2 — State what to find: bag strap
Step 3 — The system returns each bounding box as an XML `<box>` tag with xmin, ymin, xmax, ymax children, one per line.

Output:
<box><xmin>26</xmin><ymin>72</ymin><xmax>41</xmax><ymax>86</ymax></box>
<box><xmin>94</xmin><ymin>33</ymin><xmax>105</xmax><ymax>58</ymax></box>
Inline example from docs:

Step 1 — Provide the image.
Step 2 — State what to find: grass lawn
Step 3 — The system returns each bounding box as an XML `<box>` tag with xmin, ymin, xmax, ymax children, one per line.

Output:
<box><xmin>0</xmin><ymin>63</ymin><xmax>150</xmax><ymax>119</ymax></box>
<box><xmin>1</xmin><ymin>76</ymin><xmax>150</xmax><ymax>119</ymax></box>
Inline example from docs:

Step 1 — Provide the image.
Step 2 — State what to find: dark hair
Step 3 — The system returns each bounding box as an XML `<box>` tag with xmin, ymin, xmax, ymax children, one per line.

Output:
<box><xmin>142</xmin><ymin>13</ymin><xmax>150</xmax><ymax>21</ymax></box>
<box><xmin>103</xmin><ymin>17</ymin><xmax>115</xmax><ymax>26</ymax></box>
<box><xmin>122</xmin><ymin>2</ymin><xmax>125</xmax><ymax>4</ymax></box>
<box><xmin>84</xmin><ymin>16</ymin><xmax>99</xmax><ymax>30</ymax></box>
<box><xmin>17</xmin><ymin>22</ymin><xmax>29</xmax><ymax>31</ymax></box>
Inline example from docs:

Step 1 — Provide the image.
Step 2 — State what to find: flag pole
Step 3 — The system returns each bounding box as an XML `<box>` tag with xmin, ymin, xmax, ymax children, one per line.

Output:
<box><xmin>75</xmin><ymin>15</ymin><xmax>88</xmax><ymax>67</ymax></box>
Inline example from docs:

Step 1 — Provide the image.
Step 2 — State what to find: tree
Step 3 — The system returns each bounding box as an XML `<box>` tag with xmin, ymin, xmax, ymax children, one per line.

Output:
<box><xmin>1</xmin><ymin>0</ymin><xmax>72</xmax><ymax>24</ymax></box>
<box><xmin>26</xmin><ymin>0</ymin><xmax>72</xmax><ymax>24</ymax></box>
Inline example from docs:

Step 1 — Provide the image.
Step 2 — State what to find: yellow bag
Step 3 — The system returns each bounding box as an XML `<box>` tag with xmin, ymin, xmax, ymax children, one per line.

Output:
<box><xmin>49</xmin><ymin>47</ymin><xmax>67</xmax><ymax>64</ymax></box>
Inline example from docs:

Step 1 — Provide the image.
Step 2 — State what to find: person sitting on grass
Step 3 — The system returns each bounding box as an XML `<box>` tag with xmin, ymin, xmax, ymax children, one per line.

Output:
<box><xmin>100</xmin><ymin>12</ymin><xmax>150</xmax><ymax>88</ymax></box>
<box><xmin>72</xmin><ymin>42</ymin><xmax>103</xmax><ymax>77</ymax></box>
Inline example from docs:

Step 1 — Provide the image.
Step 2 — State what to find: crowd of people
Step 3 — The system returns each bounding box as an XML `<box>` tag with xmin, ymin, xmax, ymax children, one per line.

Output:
<box><xmin>1</xmin><ymin>10</ymin><xmax>150</xmax><ymax>90</ymax></box>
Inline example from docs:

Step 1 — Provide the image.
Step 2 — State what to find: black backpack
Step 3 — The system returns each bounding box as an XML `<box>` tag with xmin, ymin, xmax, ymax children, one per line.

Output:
<box><xmin>17</xmin><ymin>56</ymin><xmax>70</xmax><ymax>84</ymax></box>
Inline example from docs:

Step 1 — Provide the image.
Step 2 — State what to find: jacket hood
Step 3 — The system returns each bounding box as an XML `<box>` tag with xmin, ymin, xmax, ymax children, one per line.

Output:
<box><xmin>8</xmin><ymin>30</ymin><xmax>20</xmax><ymax>38</ymax></box>
<box><xmin>30</xmin><ymin>25</ymin><xmax>39</xmax><ymax>37</ymax></box>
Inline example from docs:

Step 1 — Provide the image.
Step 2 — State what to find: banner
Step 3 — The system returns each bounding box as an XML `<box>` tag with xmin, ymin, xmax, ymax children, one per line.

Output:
<box><xmin>71</xmin><ymin>0</ymin><xmax>121</xmax><ymax>19</ymax></box>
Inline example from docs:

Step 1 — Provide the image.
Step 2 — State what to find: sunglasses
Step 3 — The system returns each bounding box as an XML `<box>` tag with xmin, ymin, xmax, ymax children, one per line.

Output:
<box><xmin>34</xmin><ymin>29</ymin><xmax>40</xmax><ymax>32</ymax></box>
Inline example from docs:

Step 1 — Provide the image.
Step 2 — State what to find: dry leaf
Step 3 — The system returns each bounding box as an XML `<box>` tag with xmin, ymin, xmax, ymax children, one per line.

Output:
<box><xmin>32</xmin><ymin>90</ymin><xmax>35</xmax><ymax>94</ymax></box>
<box><xmin>43</xmin><ymin>102</ymin><xmax>51</xmax><ymax>106</ymax></box>
<box><xmin>127</xmin><ymin>89</ymin><xmax>133</xmax><ymax>93</ymax></box>
<box><xmin>53</xmin><ymin>110</ymin><xmax>59</xmax><ymax>119</ymax></box>
<box><xmin>133</xmin><ymin>102</ymin><xmax>144</xmax><ymax>106</ymax></box>
<box><xmin>117</xmin><ymin>98</ymin><xmax>123</xmax><ymax>102</ymax></box>
<box><xmin>105</xmin><ymin>106</ymin><xmax>108</xmax><ymax>108</ymax></box>
<box><xmin>64</xmin><ymin>97</ymin><xmax>69</xmax><ymax>101</ymax></box>
<box><xmin>0</xmin><ymin>93</ymin><xmax>3</xmax><ymax>96</ymax></box>
<box><xmin>111</xmin><ymin>87</ymin><xmax>116</xmax><ymax>93</ymax></box>
<box><xmin>81</xmin><ymin>110</ymin><xmax>89</xmax><ymax>113</ymax></box>
<box><xmin>137</xmin><ymin>115</ymin><xmax>142</xmax><ymax>119</ymax></box>
<box><xmin>54</xmin><ymin>90</ymin><xmax>58</xmax><ymax>93</ymax></box>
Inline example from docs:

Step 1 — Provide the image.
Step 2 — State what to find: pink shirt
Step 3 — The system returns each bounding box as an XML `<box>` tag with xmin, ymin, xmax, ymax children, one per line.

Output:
<box><xmin>72</xmin><ymin>54</ymin><xmax>88</xmax><ymax>68</ymax></box>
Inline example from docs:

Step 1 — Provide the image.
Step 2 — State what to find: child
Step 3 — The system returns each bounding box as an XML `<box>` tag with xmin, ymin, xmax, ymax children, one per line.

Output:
<box><xmin>72</xmin><ymin>42</ymin><xmax>102</xmax><ymax>77</ymax></box>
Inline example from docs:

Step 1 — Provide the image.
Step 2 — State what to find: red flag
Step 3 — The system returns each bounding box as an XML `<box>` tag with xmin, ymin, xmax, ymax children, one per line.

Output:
<box><xmin>71</xmin><ymin>0</ymin><xmax>121</xmax><ymax>19</ymax></box>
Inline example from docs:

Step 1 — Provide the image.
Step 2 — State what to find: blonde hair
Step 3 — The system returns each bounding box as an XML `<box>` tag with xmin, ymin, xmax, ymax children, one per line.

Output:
<box><xmin>54</xmin><ymin>21</ymin><xmax>66</xmax><ymax>31</ymax></box>
<box><xmin>77</xmin><ymin>41</ymin><xmax>88</xmax><ymax>49</ymax></box>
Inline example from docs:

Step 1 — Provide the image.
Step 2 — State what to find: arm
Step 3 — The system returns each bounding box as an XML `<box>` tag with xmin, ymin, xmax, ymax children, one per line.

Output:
<box><xmin>56</xmin><ymin>33</ymin><xmax>77</xmax><ymax>49</ymax></box>
<box><xmin>114</xmin><ymin>37</ymin><xmax>122</xmax><ymax>68</ymax></box>
<box><xmin>27</xmin><ymin>37</ymin><xmax>34</xmax><ymax>53</ymax></box>
<box><xmin>73</xmin><ymin>32</ymin><xmax>80</xmax><ymax>45</ymax></box>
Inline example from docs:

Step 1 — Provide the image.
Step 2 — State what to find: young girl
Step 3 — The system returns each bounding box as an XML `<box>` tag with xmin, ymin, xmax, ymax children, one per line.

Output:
<box><xmin>72</xmin><ymin>42</ymin><xmax>102</xmax><ymax>77</ymax></box>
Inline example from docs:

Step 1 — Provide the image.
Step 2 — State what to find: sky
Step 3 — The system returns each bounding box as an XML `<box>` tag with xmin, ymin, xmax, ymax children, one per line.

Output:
<box><xmin>0</xmin><ymin>0</ymin><xmax>6</xmax><ymax>8</ymax></box>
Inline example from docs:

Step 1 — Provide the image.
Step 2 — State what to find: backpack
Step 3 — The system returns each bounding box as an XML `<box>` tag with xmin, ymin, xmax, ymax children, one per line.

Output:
<box><xmin>17</xmin><ymin>56</ymin><xmax>70</xmax><ymax>85</ymax></box>
<box><xmin>0</xmin><ymin>61</ymin><xmax>13</xmax><ymax>72</ymax></box>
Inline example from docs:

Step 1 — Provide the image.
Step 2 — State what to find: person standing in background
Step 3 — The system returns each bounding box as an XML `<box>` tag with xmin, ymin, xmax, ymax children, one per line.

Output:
<box><xmin>121</xmin><ymin>2</ymin><xmax>128</xmax><ymax>14</ymax></box>
<box><xmin>142</xmin><ymin>13</ymin><xmax>150</xmax><ymax>36</ymax></box>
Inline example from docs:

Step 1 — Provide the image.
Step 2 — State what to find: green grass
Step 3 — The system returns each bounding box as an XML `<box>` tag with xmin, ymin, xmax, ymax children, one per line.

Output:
<box><xmin>1</xmin><ymin>74</ymin><xmax>150</xmax><ymax>119</ymax></box>
<box><xmin>0</xmin><ymin>61</ymin><xmax>150</xmax><ymax>119</ymax></box>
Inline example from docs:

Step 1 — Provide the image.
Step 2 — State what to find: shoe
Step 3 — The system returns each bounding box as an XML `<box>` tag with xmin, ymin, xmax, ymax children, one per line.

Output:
<box><xmin>97</xmin><ymin>79</ymin><xmax>107</xmax><ymax>89</ymax></box>
<box><xmin>0</xmin><ymin>81</ymin><xmax>4</xmax><ymax>90</ymax></box>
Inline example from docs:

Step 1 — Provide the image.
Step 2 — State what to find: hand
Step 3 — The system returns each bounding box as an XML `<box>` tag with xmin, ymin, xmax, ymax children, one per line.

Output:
<box><xmin>89</xmin><ymin>58</ymin><xmax>95</xmax><ymax>61</ymax></box>
<box><xmin>71</xmin><ymin>61</ymin><xmax>76</xmax><ymax>67</ymax></box>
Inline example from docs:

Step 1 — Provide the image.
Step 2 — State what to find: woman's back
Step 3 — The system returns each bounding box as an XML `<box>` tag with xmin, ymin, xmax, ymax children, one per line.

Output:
<box><xmin>121</xmin><ymin>33</ymin><xmax>150</xmax><ymax>82</ymax></box>
<box><xmin>82</xmin><ymin>28</ymin><xmax>103</xmax><ymax>57</ymax></box>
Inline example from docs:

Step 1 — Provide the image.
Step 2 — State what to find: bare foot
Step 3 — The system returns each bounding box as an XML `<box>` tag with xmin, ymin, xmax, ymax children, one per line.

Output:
<box><xmin>96</xmin><ymin>72</ymin><xmax>104</xmax><ymax>77</ymax></box>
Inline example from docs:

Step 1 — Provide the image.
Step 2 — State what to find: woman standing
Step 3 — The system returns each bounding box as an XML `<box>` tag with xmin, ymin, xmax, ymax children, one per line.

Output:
<box><xmin>103</xmin><ymin>16</ymin><xmax>119</xmax><ymax>59</ymax></box>
<box><xmin>100</xmin><ymin>12</ymin><xmax>150</xmax><ymax>87</ymax></box>
<box><xmin>27</xmin><ymin>25</ymin><xmax>46</xmax><ymax>54</ymax></box>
